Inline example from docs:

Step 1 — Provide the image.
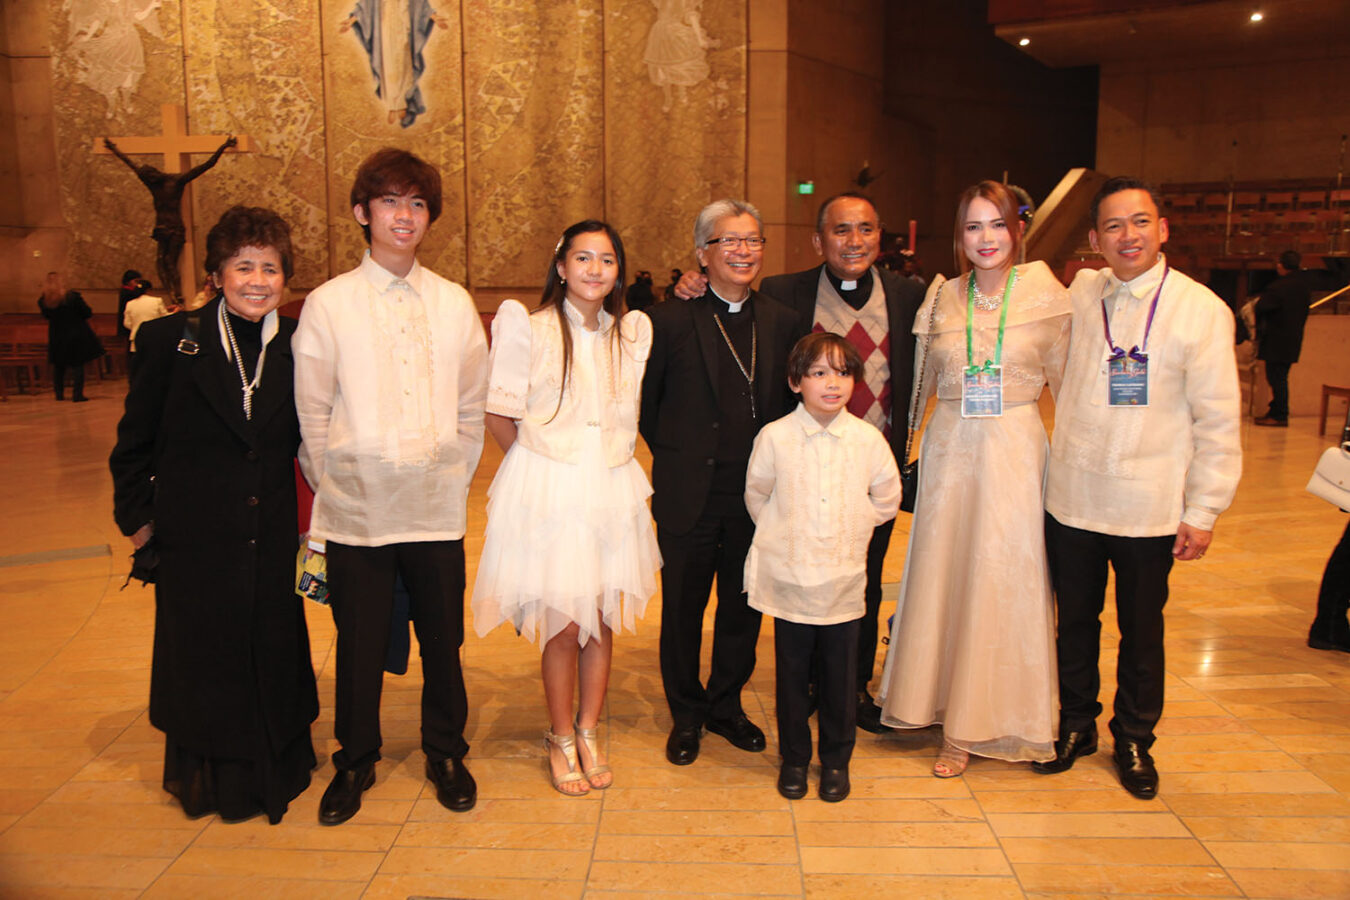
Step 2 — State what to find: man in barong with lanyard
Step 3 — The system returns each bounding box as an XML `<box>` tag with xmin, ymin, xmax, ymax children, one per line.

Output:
<box><xmin>1036</xmin><ymin>176</ymin><xmax>1242</xmax><ymax>800</ymax></box>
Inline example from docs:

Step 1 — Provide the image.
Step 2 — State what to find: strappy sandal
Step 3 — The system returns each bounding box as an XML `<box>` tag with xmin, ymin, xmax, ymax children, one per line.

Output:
<box><xmin>933</xmin><ymin>742</ymin><xmax>970</xmax><ymax>778</ymax></box>
<box><xmin>575</xmin><ymin>717</ymin><xmax>613</xmax><ymax>790</ymax></box>
<box><xmin>543</xmin><ymin>729</ymin><xmax>590</xmax><ymax>796</ymax></box>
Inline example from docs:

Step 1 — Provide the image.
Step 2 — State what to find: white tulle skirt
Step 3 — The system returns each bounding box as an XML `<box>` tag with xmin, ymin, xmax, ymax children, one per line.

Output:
<box><xmin>471</xmin><ymin>432</ymin><xmax>661</xmax><ymax>647</ymax></box>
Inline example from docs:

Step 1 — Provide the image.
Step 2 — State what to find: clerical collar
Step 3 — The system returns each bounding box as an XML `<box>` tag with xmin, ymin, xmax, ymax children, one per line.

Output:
<box><xmin>710</xmin><ymin>285</ymin><xmax>750</xmax><ymax>314</ymax></box>
<box><xmin>826</xmin><ymin>267</ymin><xmax>873</xmax><ymax>297</ymax></box>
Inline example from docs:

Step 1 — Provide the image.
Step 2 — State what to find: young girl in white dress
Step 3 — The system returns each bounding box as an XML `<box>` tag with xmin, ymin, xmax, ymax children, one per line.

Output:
<box><xmin>472</xmin><ymin>220</ymin><xmax>659</xmax><ymax>795</ymax></box>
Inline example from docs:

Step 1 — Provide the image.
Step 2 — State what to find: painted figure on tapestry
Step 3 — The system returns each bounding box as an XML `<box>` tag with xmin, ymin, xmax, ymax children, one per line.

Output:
<box><xmin>644</xmin><ymin>0</ymin><xmax>717</xmax><ymax>111</ymax></box>
<box><xmin>103</xmin><ymin>135</ymin><xmax>237</xmax><ymax>303</ymax></box>
<box><xmin>63</xmin><ymin>0</ymin><xmax>164</xmax><ymax>116</ymax></box>
<box><xmin>341</xmin><ymin>0</ymin><xmax>449</xmax><ymax>128</ymax></box>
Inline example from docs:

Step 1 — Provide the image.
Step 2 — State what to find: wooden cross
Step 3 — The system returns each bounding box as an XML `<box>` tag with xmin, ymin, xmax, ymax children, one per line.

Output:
<box><xmin>94</xmin><ymin>104</ymin><xmax>253</xmax><ymax>298</ymax></box>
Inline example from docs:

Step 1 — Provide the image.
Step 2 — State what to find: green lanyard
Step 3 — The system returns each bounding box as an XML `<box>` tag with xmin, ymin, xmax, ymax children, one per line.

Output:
<box><xmin>965</xmin><ymin>267</ymin><xmax>1016</xmax><ymax>375</ymax></box>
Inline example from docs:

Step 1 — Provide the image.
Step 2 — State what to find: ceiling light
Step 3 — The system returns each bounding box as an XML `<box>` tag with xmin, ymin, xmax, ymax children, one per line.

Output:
<box><xmin>1018</xmin><ymin>37</ymin><xmax>1030</xmax><ymax>47</ymax></box>
<box><xmin>1250</xmin><ymin>10</ymin><xmax>1264</xmax><ymax>21</ymax></box>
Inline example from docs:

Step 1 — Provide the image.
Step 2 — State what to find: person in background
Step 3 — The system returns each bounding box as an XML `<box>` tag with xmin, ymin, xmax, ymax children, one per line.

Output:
<box><xmin>124</xmin><ymin>280</ymin><xmax>180</xmax><ymax>361</ymax></box>
<box><xmin>117</xmin><ymin>268</ymin><xmax>146</xmax><ymax>341</ymax></box>
<box><xmin>663</xmin><ymin>267</ymin><xmax>683</xmax><ymax>303</ymax></box>
<box><xmin>38</xmin><ymin>271</ymin><xmax>104</xmax><ymax>402</ymax></box>
<box><xmin>1310</xmin><ymin>411</ymin><xmax>1350</xmax><ymax>653</ymax></box>
<box><xmin>626</xmin><ymin>269</ymin><xmax>657</xmax><ymax>311</ymax></box>
<box><xmin>1253</xmin><ymin>249</ymin><xmax>1313</xmax><ymax>427</ymax></box>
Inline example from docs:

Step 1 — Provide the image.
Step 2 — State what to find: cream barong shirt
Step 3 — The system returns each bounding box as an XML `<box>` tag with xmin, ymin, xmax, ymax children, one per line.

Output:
<box><xmin>485</xmin><ymin>299</ymin><xmax>652</xmax><ymax>466</ymax></box>
<box><xmin>294</xmin><ymin>252</ymin><xmax>489</xmax><ymax>546</ymax></box>
<box><xmin>1045</xmin><ymin>256</ymin><xmax>1241</xmax><ymax>536</ymax></box>
<box><xmin>744</xmin><ymin>405</ymin><xmax>902</xmax><ymax>625</ymax></box>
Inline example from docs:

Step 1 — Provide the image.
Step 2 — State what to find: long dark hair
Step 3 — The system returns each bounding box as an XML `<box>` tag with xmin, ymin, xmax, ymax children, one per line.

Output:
<box><xmin>536</xmin><ymin>220</ymin><xmax>628</xmax><ymax>418</ymax></box>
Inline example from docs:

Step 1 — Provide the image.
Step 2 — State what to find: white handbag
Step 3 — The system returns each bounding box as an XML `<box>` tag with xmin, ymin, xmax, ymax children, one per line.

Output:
<box><xmin>1307</xmin><ymin>442</ymin><xmax>1350</xmax><ymax>510</ymax></box>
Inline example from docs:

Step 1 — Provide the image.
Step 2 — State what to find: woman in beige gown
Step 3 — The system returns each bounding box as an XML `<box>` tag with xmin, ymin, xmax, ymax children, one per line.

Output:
<box><xmin>877</xmin><ymin>180</ymin><xmax>1071</xmax><ymax>777</ymax></box>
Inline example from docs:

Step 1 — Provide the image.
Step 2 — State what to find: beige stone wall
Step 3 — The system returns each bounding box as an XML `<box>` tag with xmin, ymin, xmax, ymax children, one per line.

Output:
<box><xmin>1</xmin><ymin>0</ymin><xmax>749</xmax><ymax>312</ymax></box>
<box><xmin>747</xmin><ymin>0</ymin><xmax>907</xmax><ymax>279</ymax></box>
<box><xmin>1097</xmin><ymin>49</ymin><xmax>1350</xmax><ymax>185</ymax></box>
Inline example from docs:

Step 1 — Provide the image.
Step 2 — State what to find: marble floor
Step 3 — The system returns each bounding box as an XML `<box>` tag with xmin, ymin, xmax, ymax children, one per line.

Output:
<box><xmin>0</xmin><ymin>380</ymin><xmax>1347</xmax><ymax>899</ymax></box>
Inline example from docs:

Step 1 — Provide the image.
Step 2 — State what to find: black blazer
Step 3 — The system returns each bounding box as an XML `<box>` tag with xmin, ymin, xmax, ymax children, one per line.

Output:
<box><xmin>109</xmin><ymin>299</ymin><xmax>317</xmax><ymax>759</ymax></box>
<box><xmin>1255</xmin><ymin>271</ymin><xmax>1312</xmax><ymax>364</ymax></box>
<box><xmin>640</xmin><ymin>290</ymin><xmax>803</xmax><ymax>535</ymax></box>
<box><xmin>758</xmin><ymin>265</ymin><xmax>924</xmax><ymax>463</ymax></box>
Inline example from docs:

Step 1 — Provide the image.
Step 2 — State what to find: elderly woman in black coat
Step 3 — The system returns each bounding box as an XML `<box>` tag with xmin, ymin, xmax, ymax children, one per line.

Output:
<box><xmin>109</xmin><ymin>206</ymin><xmax>318</xmax><ymax>824</ymax></box>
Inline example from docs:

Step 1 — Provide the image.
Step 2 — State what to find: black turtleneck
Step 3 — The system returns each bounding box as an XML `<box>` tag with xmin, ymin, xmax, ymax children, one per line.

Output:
<box><xmin>225</xmin><ymin>310</ymin><xmax>264</xmax><ymax>382</ymax></box>
<box><xmin>824</xmin><ymin>267</ymin><xmax>874</xmax><ymax>312</ymax></box>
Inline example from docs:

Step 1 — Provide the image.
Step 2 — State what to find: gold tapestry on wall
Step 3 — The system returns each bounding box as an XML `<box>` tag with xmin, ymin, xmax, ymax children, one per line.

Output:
<box><xmin>462</xmin><ymin>0</ymin><xmax>606</xmax><ymax>291</ymax></box>
<box><xmin>605</xmin><ymin>0</ymin><xmax>746</xmax><ymax>282</ymax></box>
<box><xmin>183</xmin><ymin>0</ymin><xmax>329</xmax><ymax>291</ymax></box>
<box><xmin>52</xmin><ymin>0</ymin><xmax>187</xmax><ymax>290</ymax></box>
<box><xmin>325</xmin><ymin>0</ymin><xmax>468</xmax><ymax>283</ymax></box>
<box><xmin>48</xmin><ymin>0</ymin><xmax>745</xmax><ymax>298</ymax></box>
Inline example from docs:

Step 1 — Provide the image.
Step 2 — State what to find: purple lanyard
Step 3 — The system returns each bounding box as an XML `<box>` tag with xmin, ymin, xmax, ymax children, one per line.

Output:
<box><xmin>1100</xmin><ymin>262</ymin><xmax>1168</xmax><ymax>362</ymax></box>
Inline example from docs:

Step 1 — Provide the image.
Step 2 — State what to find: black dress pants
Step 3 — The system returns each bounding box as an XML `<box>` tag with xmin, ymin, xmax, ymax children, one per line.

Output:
<box><xmin>1311</xmin><ymin>518</ymin><xmax>1350</xmax><ymax>644</ymax></box>
<box><xmin>776</xmin><ymin>617</ymin><xmax>859</xmax><ymax>768</ymax></box>
<box><xmin>857</xmin><ymin>519</ymin><xmax>895</xmax><ymax>692</ymax></box>
<box><xmin>1264</xmin><ymin>360</ymin><xmax>1291</xmax><ymax>420</ymax></box>
<box><xmin>52</xmin><ymin>364</ymin><xmax>85</xmax><ymax>400</ymax></box>
<box><xmin>657</xmin><ymin>497</ymin><xmax>761</xmax><ymax>729</ymax></box>
<box><xmin>1044</xmin><ymin>514</ymin><xmax>1174</xmax><ymax>749</ymax></box>
<box><xmin>326</xmin><ymin>540</ymin><xmax>469</xmax><ymax>770</ymax></box>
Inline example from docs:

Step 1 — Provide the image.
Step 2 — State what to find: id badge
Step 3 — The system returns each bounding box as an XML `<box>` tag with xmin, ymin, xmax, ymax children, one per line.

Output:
<box><xmin>962</xmin><ymin>366</ymin><xmax>1003</xmax><ymax>418</ymax></box>
<box><xmin>1108</xmin><ymin>356</ymin><xmax>1149</xmax><ymax>407</ymax></box>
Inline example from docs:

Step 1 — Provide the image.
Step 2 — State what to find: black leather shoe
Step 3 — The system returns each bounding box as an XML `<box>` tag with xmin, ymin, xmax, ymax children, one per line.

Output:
<box><xmin>818</xmin><ymin>767</ymin><xmax>850</xmax><ymax>802</ymax></box>
<box><xmin>706</xmin><ymin>714</ymin><xmax>766</xmax><ymax>752</ymax></box>
<box><xmin>426</xmin><ymin>757</ymin><xmax>477</xmax><ymax>812</ymax></box>
<box><xmin>318</xmin><ymin>763</ymin><xmax>375</xmax><ymax>826</ymax></box>
<box><xmin>666</xmin><ymin>725</ymin><xmax>701</xmax><ymax>766</ymax></box>
<box><xmin>856</xmin><ymin>691</ymin><xmax>886</xmax><ymax>734</ymax></box>
<box><xmin>1113</xmin><ymin>740</ymin><xmax>1159</xmax><ymax>800</ymax></box>
<box><xmin>1031</xmin><ymin>725</ymin><xmax>1098</xmax><ymax>774</ymax></box>
<box><xmin>777</xmin><ymin>763</ymin><xmax>808</xmax><ymax>800</ymax></box>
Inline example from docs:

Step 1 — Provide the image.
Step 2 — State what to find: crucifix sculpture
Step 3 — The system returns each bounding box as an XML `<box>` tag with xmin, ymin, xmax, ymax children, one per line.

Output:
<box><xmin>95</xmin><ymin>105</ymin><xmax>253</xmax><ymax>302</ymax></box>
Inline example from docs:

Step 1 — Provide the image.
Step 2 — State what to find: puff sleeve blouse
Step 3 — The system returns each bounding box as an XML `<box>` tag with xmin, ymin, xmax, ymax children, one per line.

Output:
<box><xmin>487</xmin><ymin>298</ymin><xmax>652</xmax><ymax>468</ymax></box>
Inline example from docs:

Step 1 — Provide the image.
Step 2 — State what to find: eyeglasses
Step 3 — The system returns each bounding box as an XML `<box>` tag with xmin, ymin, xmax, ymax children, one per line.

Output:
<box><xmin>704</xmin><ymin>235</ymin><xmax>767</xmax><ymax>251</ymax></box>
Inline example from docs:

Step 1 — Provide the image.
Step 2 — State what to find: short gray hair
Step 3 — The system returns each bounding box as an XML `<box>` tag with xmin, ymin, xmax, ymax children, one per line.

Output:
<box><xmin>693</xmin><ymin>199</ymin><xmax>763</xmax><ymax>253</ymax></box>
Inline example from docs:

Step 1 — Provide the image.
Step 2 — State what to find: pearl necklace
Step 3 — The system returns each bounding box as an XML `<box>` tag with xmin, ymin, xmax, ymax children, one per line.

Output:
<box><xmin>219</xmin><ymin>304</ymin><xmax>266</xmax><ymax>420</ymax></box>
